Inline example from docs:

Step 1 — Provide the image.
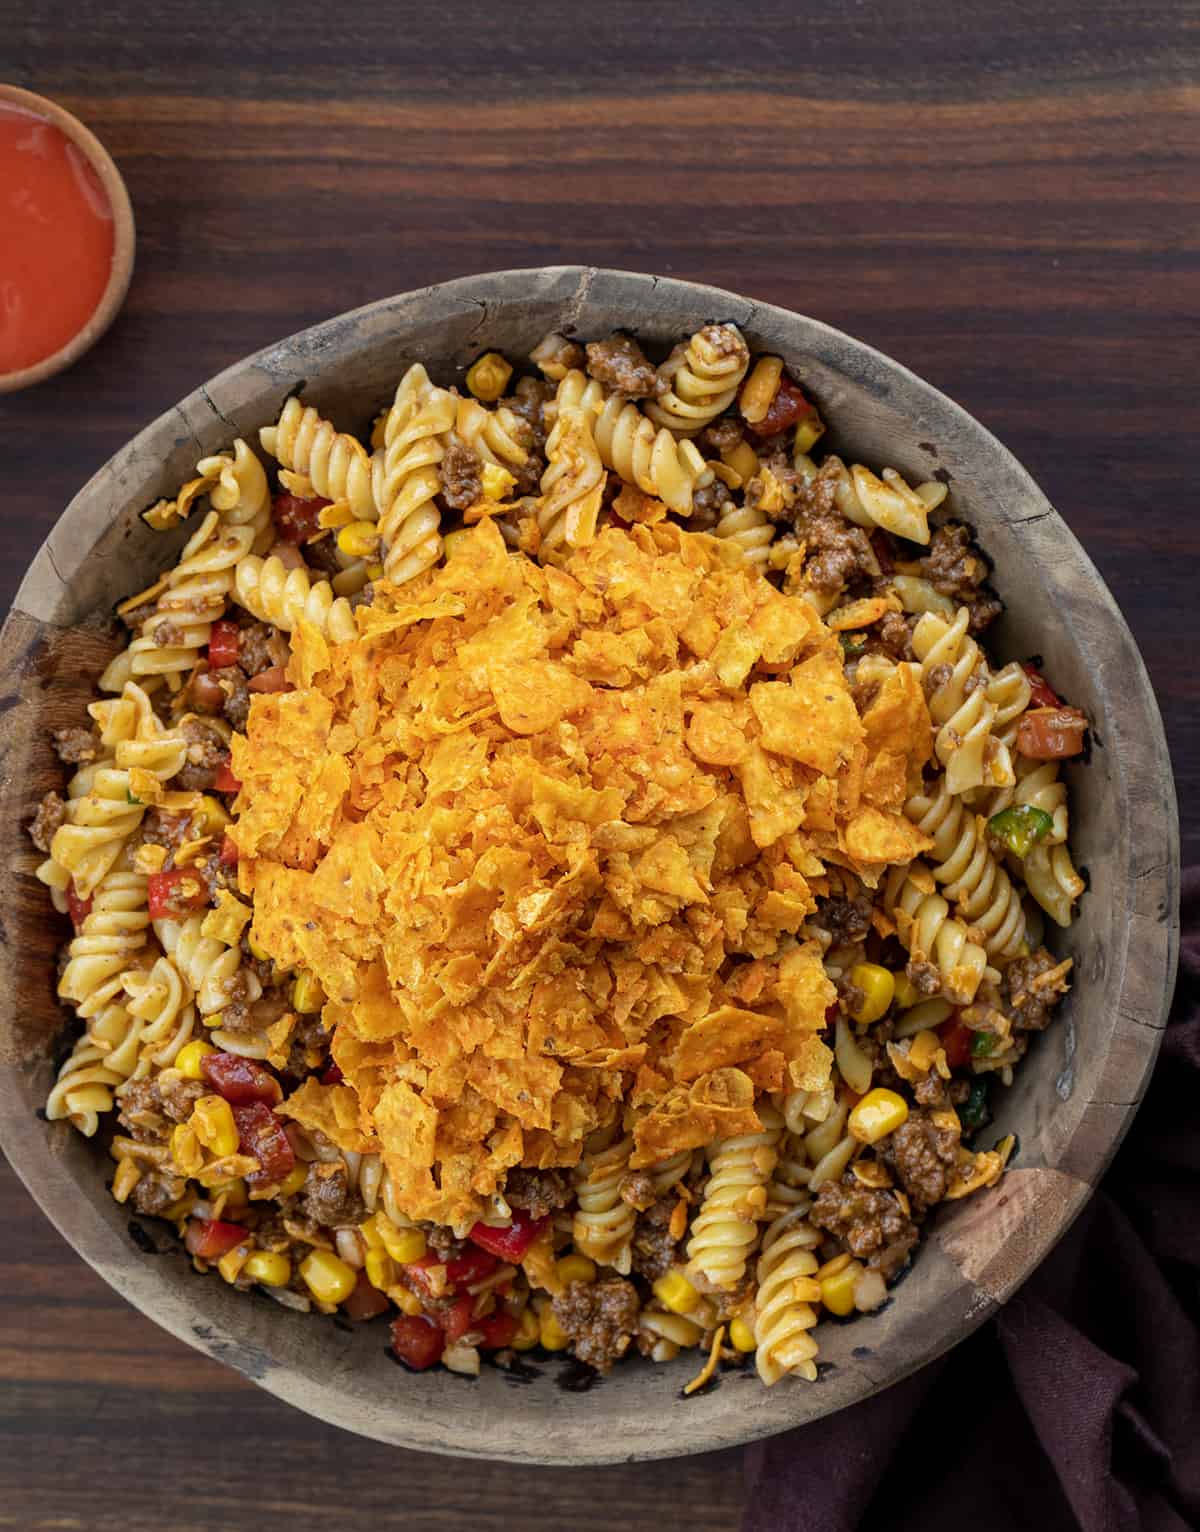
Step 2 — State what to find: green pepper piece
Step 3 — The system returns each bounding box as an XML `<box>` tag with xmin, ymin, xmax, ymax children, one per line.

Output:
<box><xmin>987</xmin><ymin>804</ymin><xmax>1054</xmax><ymax>857</ymax></box>
<box><xmin>839</xmin><ymin>632</ymin><xmax>866</xmax><ymax>657</ymax></box>
<box><xmin>957</xmin><ymin>1079</ymin><xmax>989</xmax><ymax>1132</ymax></box>
<box><xmin>126</xmin><ymin>791</ymin><xmax>142</xmax><ymax>805</ymax></box>
<box><xmin>971</xmin><ymin>1030</ymin><xmax>998</xmax><ymax>1058</ymax></box>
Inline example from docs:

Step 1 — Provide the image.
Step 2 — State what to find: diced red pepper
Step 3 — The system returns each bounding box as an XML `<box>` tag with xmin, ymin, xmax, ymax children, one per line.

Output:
<box><xmin>247</xmin><ymin>665</ymin><xmax>291</xmax><ymax>694</ymax></box>
<box><xmin>745</xmin><ymin>373</ymin><xmax>814</xmax><ymax>438</ymax></box>
<box><xmin>234</xmin><ymin>1101</ymin><xmax>295</xmax><ymax>1184</ymax></box>
<box><xmin>1021</xmin><ymin>662</ymin><xmax>1061</xmax><ymax>710</ymax></box>
<box><xmin>184</xmin><ymin>1217</ymin><xmax>247</xmax><ymax>1260</ymax></box>
<box><xmin>1016</xmin><ymin>706</ymin><xmax>1088</xmax><ymax>760</ymax></box>
<box><xmin>147</xmin><ymin>867</ymin><xmax>210</xmax><ymax>921</ymax></box>
<box><xmin>939</xmin><ymin>1017</ymin><xmax>973</xmax><ymax>1072</ymax></box>
<box><xmin>437</xmin><ymin>1294</ymin><xmax>477</xmax><ymax>1346</ymax></box>
<box><xmin>219</xmin><ymin>833</ymin><xmax>239</xmax><ymax>867</ymax></box>
<box><xmin>272</xmin><ymin>492</ymin><xmax>331</xmax><ymax>544</ymax></box>
<box><xmin>389</xmin><ymin>1314</ymin><xmax>445</xmax><ymax>1371</ymax></box>
<box><xmin>66</xmin><ymin>884</ymin><xmax>93</xmax><ymax>928</ymax></box>
<box><xmin>200</xmin><ymin>1052</ymin><xmax>283</xmax><ymax>1106</ymax></box>
<box><xmin>476</xmin><ymin>1310</ymin><xmax>518</xmax><ymax>1350</ymax></box>
<box><xmin>467</xmin><ymin>1211</ymin><xmax>548</xmax><ymax>1265</ymax></box>
<box><xmin>320</xmin><ymin>1061</ymin><xmax>344</xmax><ymax>1086</ymax></box>
<box><xmin>213</xmin><ymin>758</ymin><xmax>242</xmax><ymax>795</ymax></box>
<box><xmin>444</xmin><ymin>1247</ymin><xmax>499</xmax><ymax>1287</ymax></box>
<box><xmin>207</xmin><ymin>619</ymin><xmax>241</xmax><ymax>669</ymax></box>
<box><xmin>343</xmin><ymin>1271</ymin><xmax>391</xmax><ymax>1321</ymax></box>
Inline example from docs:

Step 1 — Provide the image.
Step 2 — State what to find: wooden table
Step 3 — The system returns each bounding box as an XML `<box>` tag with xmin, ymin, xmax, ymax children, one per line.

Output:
<box><xmin>2</xmin><ymin>4</ymin><xmax>1195</xmax><ymax>1527</ymax></box>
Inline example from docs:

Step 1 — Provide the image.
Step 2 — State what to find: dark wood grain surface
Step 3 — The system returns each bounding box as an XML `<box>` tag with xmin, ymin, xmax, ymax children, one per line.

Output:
<box><xmin>2</xmin><ymin>3</ymin><xmax>1196</xmax><ymax>1527</ymax></box>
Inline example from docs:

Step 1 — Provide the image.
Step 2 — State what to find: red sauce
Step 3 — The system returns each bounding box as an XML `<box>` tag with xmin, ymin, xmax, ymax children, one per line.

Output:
<box><xmin>0</xmin><ymin>105</ymin><xmax>115</xmax><ymax>374</ymax></box>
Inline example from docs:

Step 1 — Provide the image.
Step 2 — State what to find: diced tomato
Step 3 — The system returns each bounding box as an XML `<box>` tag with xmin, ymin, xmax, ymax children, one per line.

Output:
<box><xmin>219</xmin><ymin>833</ymin><xmax>239</xmax><ymax>867</ymax></box>
<box><xmin>146</xmin><ymin>867</ymin><xmax>210</xmax><ymax>921</ymax></box>
<box><xmin>272</xmin><ymin>492</ymin><xmax>331</xmax><ymax>544</ymax></box>
<box><xmin>207</xmin><ymin>619</ymin><xmax>241</xmax><ymax>668</ymax></box>
<box><xmin>389</xmin><ymin>1314</ymin><xmax>445</xmax><ymax>1371</ymax></box>
<box><xmin>320</xmin><ymin>1061</ymin><xmax>344</xmax><ymax>1086</ymax></box>
<box><xmin>66</xmin><ymin>884</ymin><xmax>93</xmax><ymax>928</ymax></box>
<box><xmin>1016</xmin><ymin>706</ymin><xmax>1088</xmax><ymax>760</ymax></box>
<box><xmin>343</xmin><ymin>1271</ymin><xmax>391</xmax><ymax>1321</ymax></box>
<box><xmin>467</xmin><ymin>1211</ymin><xmax>548</xmax><ymax>1264</ymax></box>
<box><xmin>247</xmin><ymin>665</ymin><xmax>291</xmax><ymax>694</ymax></box>
<box><xmin>200</xmin><ymin>1052</ymin><xmax>282</xmax><ymax>1106</ymax></box>
<box><xmin>1021</xmin><ymin>662</ymin><xmax>1061</xmax><ymax>710</ymax></box>
<box><xmin>184</xmin><ymin>1217</ymin><xmax>247</xmax><ymax>1260</ymax></box>
<box><xmin>403</xmin><ymin>1255</ymin><xmax>447</xmax><ymax>1299</ymax></box>
<box><xmin>437</xmin><ymin>1294</ymin><xmax>476</xmax><ymax>1346</ymax></box>
<box><xmin>213</xmin><ymin>758</ymin><xmax>242</xmax><ymax>795</ymax></box>
<box><xmin>939</xmin><ymin>1017</ymin><xmax>973</xmax><ymax>1071</ymax></box>
<box><xmin>745</xmin><ymin>373</ymin><xmax>814</xmax><ymax>438</ymax></box>
<box><xmin>234</xmin><ymin>1101</ymin><xmax>295</xmax><ymax>1185</ymax></box>
<box><xmin>476</xmin><ymin>1310</ymin><xmax>518</xmax><ymax>1350</ymax></box>
<box><xmin>444</xmin><ymin>1247</ymin><xmax>499</xmax><ymax>1287</ymax></box>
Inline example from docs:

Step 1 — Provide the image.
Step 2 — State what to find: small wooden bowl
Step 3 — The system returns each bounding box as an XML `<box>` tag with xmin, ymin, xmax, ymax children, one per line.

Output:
<box><xmin>0</xmin><ymin>269</ymin><xmax>1179</xmax><ymax>1463</ymax></box>
<box><xmin>0</xmin><ymin>85</ymin><xmax>135</xmax><ymax>394</ymax></box>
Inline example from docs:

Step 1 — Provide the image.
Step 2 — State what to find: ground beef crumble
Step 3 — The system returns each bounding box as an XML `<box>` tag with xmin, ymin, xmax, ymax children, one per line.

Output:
<box><xmin>818</xmin><ymin>894</ymin><xmax>873</xmax><ymax>946</ymax></box>
<box><xmin>440</xmin><ymin>436</ymin><xmax>483</xmax><ymax>512</ymax></box>
<box><xmin>503</xmin><ymin>1167</ymin><xmax>572</xmax><ymax>1221</ymax></box>
<box><xmin>585</xmin><ymin>333</ymin><xmax>662</xmax><ymax>398</ymax></box>
<box><xmin>300</xmin><ymin>1162</ymin><xmax>364</xmax><ymax>1228</ymax></box>
<box><xmin>29</xmin><ymin>791</ymin><xmax>66</xmax><ymax>853</ymax></box>
<box><xmin>1002</xmin><ymin>947</ymin><xmax>1069</xmax><ymax>1032</ymax></box>
<box><xmin>810</xmin><ymin>1172</ymin><xmax>919</xmax><ymax>1282</ymax></box>
<box><xmin>552</xmin><ymin>1278</ymin><xmax>641</xmax><ymax>1373</ymax></box>
<box><xmin>877</xmin><ymin>1111</ymin><xmax>961</xmax><ymax>1214</ymax></box>
<box><xmin>176</xmin><ymin>715</ymin><xmax>229</xmax><ymax>791</ymax></box>
<box><xmin>918</xmin><ymin>523</ymin><xmax>1002</xmax><ymax>632</ymax></box>
<box><xmin>629</xmin><ymin>1195</ymin><xmax>680</xmax><ymax>1281</ymax></box>
<box><xmin>51</xmin><ymin>726</ymin><xmax>97</xmax><ymax>765</ymax></box>
<box><xmin>791</xmin><ymin>468</ymin><xmax>878</xmax><ymax>594</ymax></box>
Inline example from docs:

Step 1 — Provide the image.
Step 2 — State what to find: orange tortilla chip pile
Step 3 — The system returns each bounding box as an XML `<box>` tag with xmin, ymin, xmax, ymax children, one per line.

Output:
<box><xmin>230</xmin><ymin>519</ymin><xmax>933</xmax><ymax>1228</ymax></box>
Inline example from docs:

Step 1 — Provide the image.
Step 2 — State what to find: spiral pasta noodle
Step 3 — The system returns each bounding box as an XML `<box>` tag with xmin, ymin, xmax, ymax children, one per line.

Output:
<box><xmin>883</xmin><ymin>862</ymin><xmax>991</xmax><ymax>1004</ymax></box>
<box><xmin>644</xmin><ymin>323</ymin><xmax>750</xmax><ymax>435</ymax></box>
<box><xmin>538</xmin><ymin>406</ymin><xmax>606</xmax><ymax>556</ymax></box>
<box><xmin>234</xmin><ymin>555</ymin><xmax>357</xmax><ymax>644</ymax></box>
<box><xmin>906</xmin><ymin>777</ymin><xmax>1027</xmax><ymax>959</ymax></box>
<box><xmin>753</xmin><ymin>1208</ymin><xmax>822</xmax><ymax>1385</ymax></box>
<box><xmin>713</xmin><ymin>501</ymin><xmax>775</xmax><ymax>567</ymax></box>
<box><xmin>912</xmin><ymin>607</ymin><xmax>1014</xmax><ymax>796</ymax></box>
<box><xmin>453</xmin><ymin>395</ymin><xmax>529</xmax><ymax>473</ymax></box>
<box><xmin>553</xmin><ymin>370</ymin><xmax>712</xmax><ymax>516</ymax></box>
<box><xmin>121</xmin><ymin>955</ymin><xmax>196</xmax><ymax>1078</ymax></box>
<box><xmin>1023</xmin><ymin>842</ymin><xmax>1086</xmax><ymax>928</ymax></box>
<box><xmin>155</xmin><ymin>911</ymin><xmax>259</xmax><ymax>1030</ymax></box>
<box><xmin>819</xmin><ymin>455</ymin><xmax>944</xmax><ymax>546</ymax></box>
<box><xmin>372</xmin><ymin>367</ymin><xmax>457</xmax><ymax>583</ymax></box>
<box><xmin>260</xmin><ymin>397</ymin><xmax>376</xmax><ymax>521</ymax></box>
<box><xmin>686</xmin><ymin>1105</ymin><xmax>782</xmax><ymax>1290</ymax></box>
<box><xmin>572</xmin><ymin>1129</ymin><xmax>636</xmax><ymax>1273</ymax></box>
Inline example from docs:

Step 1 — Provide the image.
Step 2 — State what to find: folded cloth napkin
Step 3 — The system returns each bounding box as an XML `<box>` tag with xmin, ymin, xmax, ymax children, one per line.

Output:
<box><xmin>742</xmin><ymin>870</ymin><xmax>1200</xmax><ymax>1532</ymax></box>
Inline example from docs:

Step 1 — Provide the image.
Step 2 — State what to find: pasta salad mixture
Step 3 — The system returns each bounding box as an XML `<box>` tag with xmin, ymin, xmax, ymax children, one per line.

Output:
<box><xmin>31</xmin><ymin>322</ymin><xmax>1088</xmax><ymax>1390</ymax></box>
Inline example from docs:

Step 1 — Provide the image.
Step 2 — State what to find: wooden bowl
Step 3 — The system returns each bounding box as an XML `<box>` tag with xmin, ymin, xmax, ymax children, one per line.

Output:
<box><xmin>0</xmin><ymin>268</ymin><xmax>1178</xmax><ymax>1463</ymax></box>
<box><xmin>0</xmin><ymin>85</ymin><xmax>135</xmax><ymax>394</ymax></box>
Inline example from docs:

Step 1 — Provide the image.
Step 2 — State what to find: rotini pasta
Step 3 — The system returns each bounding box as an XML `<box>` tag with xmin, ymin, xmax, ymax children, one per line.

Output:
<box><xmin>912</xmin><ymin>607</ymin><xmax>1015</xmax><ymax>796</ymax></box>
<box><xmin>819</xmin><ymin>455</ymin><xmax>944</xmax><ymax>546</ymax></box>
<box><xmin>644</xmin><ymin>322</ymin><xmax>750</xmax><ymax>435</ymax></box>
<box><xmin>712</xmin><ymin>501</ymin><xmax>775</xmax><ymax>567</ymax></box>
<box><xmin>372</xmin><ymin>366</ymin><xmax>457</xmax><ymax>583</ymax></box>
<box><xmin>686</xmin><ymin>1105</ymin><xmax>782</xmax><ymax>1291</ymax></box>
<box><xmin>572</xmin><ymin>1128</ymin><xmax>635</xmax><ymax>1274</ymax></box>
<box><xmin>537</xmin><ymin>405</ymin><xmax>606</xmax><ymax>555</ymax></box>
<box><xmin>754</xmin><ymin>1209</ymin><xmax>822</xmax><ymax>1385</ymax></box>
<box><xmin>883</xmin><ymin>862</ymin><xmax>992</xmax><ymax>1004</ymax></box>
<box><xmin>234</xmin><ymin>554</ymin><xmax>357</xmax><ymax>644</ymax></box>
<box><xmin>260</xmin><ymin>397</ymin><xmax>376</xmax><ymax>521</ymax></box>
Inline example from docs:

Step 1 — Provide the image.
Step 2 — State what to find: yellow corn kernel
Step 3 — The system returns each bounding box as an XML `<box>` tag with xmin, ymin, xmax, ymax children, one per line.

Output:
<box><xmin>194</xmin><ymin>793</ymin><xmax>231</xmax><ymax>838</ymax></box>
<box><xmin>316</xmin><ymin>500</ymin><xmax>355</xmax><ymax>530</ymax></box>
<box><xmin>175</xmin><ymin>1039</ymin><xmax>215</xmax><ymax>1079</ymax></box>
<box><xmin>480</xmin><ymin>462</ymin><xmax>516</xmax><ymax>501</ymax></box>
<box><xmin>848</xmin><ymin>1087</ymin><xmax>910</xmax><ymax>1145</ymax></box>
<box><xmin>243</xmin><ymin>1250</ymin><xmax>292</xmax><ymax>1287</ymax></box>
<box><xmin>191</xmin><ymin>1094</ymin><xmax>239</xmax><ymax>1158</ymax></box>
<box><xmin>817</xmin><ymin>1252</ymin><xmax>852</xmax><ymax>1281</ymax></box>
<box><xmin>892</xmin><ymin>972</ymin><xmax>922</xmax><ymax>1011</ymax></box>
<box><xmin>336</xmin><ymin>520</ymin><xmax>382</xmax><ymax>561</ymax></box>
<box><xmin>443</xmin><ymin>528</ymin><xmax>472</xmax><ymax>557</ymax></box>
<box><xmin>376</xmin><ymin>1221</ymin><xmax>427</xmax><ymax>1266</ymax></box>
<box><xmin>820</xmin><ymin>1259</ymin><xmax>863</xmax><ymax>1317</ymax></box>
<box><xmin>537</xmin><ymin>1301</ymin><xmax>570</xmax><ymax>1352</ymax></box>
<box><xmin>217</xmin><ymin>1243</ymin><xmax>250</xmax><ymax>1284</ymax></box>
<box><xmin>299</xmin><ymin>1249</ymin><xmax>357</xmax><ymax>1306</ymax></box>
<box><xmin>466</xmin><ymin>351</ymin><xmax>514</xmax><ymax>403</ymax></box>
<box><xmin>793</xmin><ymin>410</ymin><xmax>825</xmax><ymax>455</ymax></box>
<box><xmin>729</xmin><ymin>1316</ymin><xmax>757</xmax><ymax>1353</ymax></box>
<box><xmin>111</xmin><ymin>1156</ymin><xmax>141</xmax><ymax>1205</ymax></box>
<box><xmin>170</xmin><ymin>1122</ymin><xmax>202</xmax><ymax>1175</ymax></box>
<box><xmin>850</xmin><ymin>963</ymin><xmax>895</xmax><ymax>1025</ymax></box>
<box><xmin>652</xmin><ymin>1269</ymin><xmax>700</xmax><ymax>1316</ymax></box>
<box><xmin>291</xmin><ymin>970</ymin><xmax>325</xmax><ymax>1014</ymax></box>
<box><xmin>358</xmin><ymin>1216</ymin><xmax>384</xmax><ymax>1251</ymax></box>
<box><xmin>512</xmin><ymin>1307</ymin><xmax>540</xmax><ymax>1351</ymax></box>
<box><xmin>721</xmin><ymin>439</ymin><xmax>759</xmax><ymax>484</ymax></box>
<box><xmin>279</xmin><ymin>1165</ymin><xmax>308</xmax><ymax>1198</ymax></box>
<box><xmin>739</xmin><ymin>355</ymin><xmax>783</xmax><ymax>424</ymax></box>
<box><xmin>365</xmin><ymin>1247</ymin><xmax>397</xmax><ymax>1291</ymax></box>
<box><xmin>209</xmin><ymin>1176</ymin><xmax>247</xmax><ymax>1208</ymax></box>
<box><xmin>388</xmin><ymin>1285</ymin><xmax>423</xmax><ymax>1316</ymax></box>
<box><xmin>554</xmin><ymin>1254</ymin><xmax>597</xmax><ymax>1287</ymax></box>
<box><xmin>366</xmin><ymin>562</ymin><xmax>385</xmax><ymax>580</ymax></box>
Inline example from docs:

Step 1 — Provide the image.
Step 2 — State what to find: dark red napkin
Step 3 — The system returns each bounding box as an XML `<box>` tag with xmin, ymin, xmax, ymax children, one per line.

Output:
<box><xmin>742</xmin><ymin>870</ymin><xmax>1200</xmax><ymax>1532</ymax></box>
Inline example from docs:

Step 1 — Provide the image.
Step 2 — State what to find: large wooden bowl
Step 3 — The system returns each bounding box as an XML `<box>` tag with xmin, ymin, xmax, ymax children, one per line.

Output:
<box><xmin>0</xmin><ymin>268</ymin><xmax>1178</xmax><ymax>1464</ymax></box>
